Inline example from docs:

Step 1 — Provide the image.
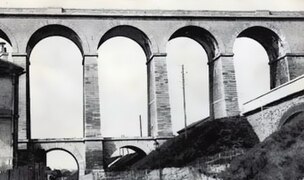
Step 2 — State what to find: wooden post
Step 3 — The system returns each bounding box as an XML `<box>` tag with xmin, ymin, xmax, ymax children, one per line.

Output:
<box><xmin>182</xmin><ymin>65</ymin><xmax>188</xmax><ymax>139</ymax></box>
<box><xmin>139</xmin><ymin>115</ymin><xmax>143</xmax><ymax>137</ymax></box>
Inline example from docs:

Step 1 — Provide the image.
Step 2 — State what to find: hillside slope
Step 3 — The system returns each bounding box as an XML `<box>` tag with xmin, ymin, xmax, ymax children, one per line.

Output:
<box><xmin>223</xmin><ymin>112</ymin><xmax>304</xmax><ymax>180</ymax></box>
<box><xmin>132</xmin><ymin>116</ymin><xmax>259</xmax><ymax>170</ymax></box>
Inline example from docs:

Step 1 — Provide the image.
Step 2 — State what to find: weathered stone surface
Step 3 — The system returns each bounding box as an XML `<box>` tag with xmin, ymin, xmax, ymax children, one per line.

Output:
<box><xmin>13</xmin><ymin>54</ymin><xmax>27</xmax><ymax>141</ymax></box>
<box><xmin>245</xmin><ymin>91</ymin><xmax>304</xmax><ymax>141</ymax></box>
<box><xmin>102</xmin><ymin>137</ymin><xmax>169</xmax><ymax>168</ymax></box>
<box><xmin>83</xmin><ymin>55</ymin><xmax>101</xmax><ymax>138</ymax></box>
<box><xmin>147</xmin><ymin>54</ymin><xmax>173</xmax><ymax>137</ymax></box>
<box><xmin>0</xmin><ymin>7</ymin><xmax>303</xmax><ymax>175</ymax></box>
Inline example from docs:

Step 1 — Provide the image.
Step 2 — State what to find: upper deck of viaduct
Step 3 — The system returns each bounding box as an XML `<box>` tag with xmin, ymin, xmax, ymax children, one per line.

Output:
<box><xmin>0</xmin><ymin>8</ymin><xmax>304</xmax><ymax>56</ymax></box>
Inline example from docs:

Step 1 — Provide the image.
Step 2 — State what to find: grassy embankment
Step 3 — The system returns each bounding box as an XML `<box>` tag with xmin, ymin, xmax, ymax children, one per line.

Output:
<box><xmin>131</xmin><ymin>116</ymin><xmax>259</xmax><ymax>170</ymax></box>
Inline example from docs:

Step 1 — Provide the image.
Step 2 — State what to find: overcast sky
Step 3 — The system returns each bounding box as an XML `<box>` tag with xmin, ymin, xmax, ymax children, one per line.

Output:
<box><xmin>1</xmin><ymin>0</ymin><xmax>303</xmax><ymax>171</ymax></box>
<box><xmin>1</xmin><ymin>0</ymin><xmax>304</xmax><ymax>11</ymax></box>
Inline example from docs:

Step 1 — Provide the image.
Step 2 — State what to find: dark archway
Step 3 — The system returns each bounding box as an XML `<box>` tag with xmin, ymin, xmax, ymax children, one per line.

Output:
<box><xmin>107</xmin><ymin>145</ymin><xmax>147</xmax><ymax>171</ymax></box>
<box><xmin>279</xmin><ymin>103</ymin><xmax>304</xmax><ymax>128</ymax></box>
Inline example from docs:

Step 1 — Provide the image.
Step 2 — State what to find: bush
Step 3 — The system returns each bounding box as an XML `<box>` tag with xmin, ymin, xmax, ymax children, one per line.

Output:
<box><xmin>223</xmin><ymin>112</ymin><xmax>304</xmax><ymax>180</ymax></box>
<box><xmin>132</xmin><ymin>116</ymin><xmax>259</xmax><ymax>170</ymax></box>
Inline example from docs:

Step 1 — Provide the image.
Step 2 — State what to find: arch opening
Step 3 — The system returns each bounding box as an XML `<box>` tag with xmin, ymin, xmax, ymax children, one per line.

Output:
<box><xmin>46</xmin><ymin>149</ymin><xmax>79</xmax><ymax>180</ymax></box>
<box><xmin>26</xmin><ymin>25</ymin><xmax>83</xmax><ymax>56</ymax></box>
<box><xmin>236</xmin><ymin>26</ymin><xmax>288</xmax><ymax>89</ymax></box>
<box><xmin>281</xmin><ymin>111</ymin><xmax>304</xmax><ymax>127</ymax></box>
<box><xmin>167</xmin><ymin>26</ymin><xmax>216</xmax><ymax>133</ymax></box>
<box><xmin>98</xmin><ymin>25</ymin><xmax>152</xmax><ymax>59</ymax></box>
<box><xmin>233</xmin><ymin>37</ymin><xmax>270</xmax><ymax>108</ymax></box>
<box><xmin>169</xmin><ymin>26</ymin><xmax>219</xmax><ymax>60</ymax></box>
<box><xmin>98</xmin><ymin>37</ymin><xmax>148</xmax><ymax>137</ymax></box>
<box><xmin>30</xmin><ymin>36</ymin><xmax>83</xmax><ymax>138</ymax></box>
<box><xmin>279</xmin><ymin>103</ymin><xmax>304</xmax><ymax>128</ymax></box>
<box><xmin>107</xmin><ymin>145</ymin><xmax>146</xmax><ymax>171</ymax></box>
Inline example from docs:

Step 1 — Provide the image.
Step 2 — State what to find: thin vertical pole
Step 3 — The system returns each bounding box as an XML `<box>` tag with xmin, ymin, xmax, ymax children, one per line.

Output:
<box><xmin>139</xmin><ymin>115</ymin><xmax>143</xmax><ymax>137</ymax></box>
<box><xmin>182</xmin><ymin>65</ymin><xmax>188</xmax><ymax>139</ymax></box>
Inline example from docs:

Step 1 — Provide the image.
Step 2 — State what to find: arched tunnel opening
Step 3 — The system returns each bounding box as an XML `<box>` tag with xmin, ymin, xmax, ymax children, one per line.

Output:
<box><xmin>106</xmin><ymin>146</ymin><xmax>147</xmax><ymax>171</ymax></box>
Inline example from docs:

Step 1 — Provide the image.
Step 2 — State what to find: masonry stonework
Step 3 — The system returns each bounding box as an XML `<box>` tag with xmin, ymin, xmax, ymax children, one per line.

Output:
<box><xmin>12</xmin><ymin>54</ymin><xmax>27</xmax><ymax>141</ymax></box>
<box><xmin>83</xmin><ymin>55</ymin><xmax>104</xmax><ymax>172</ymax></box>
<box><xmin>147</xmin><ymin>54</ymin><xmax>173</xmax><ymax>137</ymax></box>
<box><xmin>83</xmin><ymin>55</ymin><xmax>101</xmax><ymax>138</ymax></box>
<box><xmin>245</xmin><ymin>91</ymin><xmax>304</xmax><ymax>141</ymax></box>
<box><xmin>287</xmin><ymin>55</ymin><xmax>304</xmax><ymax>80</ymax></box>
<box><xmin>0</xmin><ymin>8</ymin><xmax>303</xmax><ymax>175</ymax></box>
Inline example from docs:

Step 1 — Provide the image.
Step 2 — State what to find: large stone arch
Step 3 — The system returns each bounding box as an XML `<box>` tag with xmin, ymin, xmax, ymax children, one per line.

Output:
<box><xmin>120</xmin><ymin>145</ymin><xmax>147</xmax><ymax>156</ymax></box>
<box><xmin>26</xmin><ymin>24</ymin><xmax>84</xmax><ymax>57</ymax></box>
<box><xmin>167</xmin><ymin>25</ymin><xmax>239</xmax><ymax>118</ymax></box>
<box><xmin>168</xmin><ymin>25</ymin><xmax>220</xmax><ymax>61</ymax></box>
<box><xmin>46</xmin><ymin>148</ymin><xmax>80</xmax><ymax>174</ymax></box>
<box><xmin>278</xmin><ymin>103</ymin><xmax>304</xmax><ymax>128</ymax></box>
<box><xmin>32</xmin><ymin>141</ymin><xmax>85</xmax><ymax>176</ymax></box>
<box><xmin>102</xmin><ymin>139</ymin><xmax>157</xmax><ymax>168</ymax></box>
<box><xmin>97</xmin><ymin>25</ymin><xmax>172</xmax><ymax>137</ymax></box>
<box><xmin>233</xmin><ymin>26</ymin><xmax>290</xmax><ymax>88</ymax></box>
<box><xmin>98</xmin><ymin>25</ymin><xmax>152</xmax><ymax>59</ymax></box>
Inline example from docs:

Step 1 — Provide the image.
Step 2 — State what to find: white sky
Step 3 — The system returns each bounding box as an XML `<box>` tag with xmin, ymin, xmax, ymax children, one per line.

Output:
<box><xmin>1</xmin><ymin>0</ymin><xmax>304</xmax><ymax>11</ymax></box>
<box><xmin>1</xmin><ymin>0</ymin><xmax>303</xmax><ymax>171</ymax></box>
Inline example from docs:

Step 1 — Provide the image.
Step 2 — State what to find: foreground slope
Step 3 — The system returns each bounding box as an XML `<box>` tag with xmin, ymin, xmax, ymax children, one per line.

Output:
<box><xmin>132</xmin><ymin>116</ymin><xmax>259</xmax><ymax>170</ymax></box>
<box><xmin>224</xmin><ymin>112</ymin><xmax>304</xmax><ymax>180</ymax></box>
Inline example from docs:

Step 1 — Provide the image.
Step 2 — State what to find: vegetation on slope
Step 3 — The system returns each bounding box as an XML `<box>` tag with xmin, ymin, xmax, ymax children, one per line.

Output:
<box><xmin>223</xmin><ymin>112</ymin><xmax>304</xmax><ymax>180</ymax></box>
<box><xmin>132</xmin><ymin>116</ymin><xmax>259</xmax><ymax>170</ymax></box>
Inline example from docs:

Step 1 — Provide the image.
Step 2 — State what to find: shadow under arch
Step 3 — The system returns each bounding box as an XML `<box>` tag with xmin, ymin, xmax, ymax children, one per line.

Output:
<box><xmin>98</xmin><ymin>25</ymin><xmax>152</xmax><ymax>59</ymax></box>
<box><xmin>46</xmin><ymin>148</ymin><xmax>80</xmax><ymax>179</ymax></box>
<box><xmin>26</xmin><ymin>24</ymin><xmax>84</xmax><ymax>57</ymax></box>
<box><xmin>236</xmin><ymin>26</ymin><xmax>289</xmax><ymax>88</ymax></box>
<box><xmin>168</xmin><ymin>26</ymin><xmax>219</xmax><ymax>61</ymax></box>
<box><xmin>0</xmin><ymin>29</ymin><xmax>12</xmax><ymax>46</ymax></box>
<box><xmin>107</xmin><ymin>145</ymin><xmax>147</xmax><ymax>170</ymax></box>
<box><xmin>120</xmin><ymin>145</ymin><xmax>147</xmax><ymax>156</ymax></box>
<box><xmin>278</xmin><ymin>103</ymin><xmax>304</xmax><ymax>129</ymax></box>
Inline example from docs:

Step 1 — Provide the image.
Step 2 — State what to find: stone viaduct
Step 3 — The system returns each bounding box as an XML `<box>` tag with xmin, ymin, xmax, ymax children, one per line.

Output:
<box><xmin>0</xmin><ymin>7</ymin><xmax>304</xmax><ymax>176</ymax></box>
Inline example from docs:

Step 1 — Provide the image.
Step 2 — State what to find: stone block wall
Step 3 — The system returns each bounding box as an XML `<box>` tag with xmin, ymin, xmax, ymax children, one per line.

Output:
<box><xmin>287</xmin><ymin>56</ymin><xmax>304</xmax><ymax>80</ymax></box>
<box><xmin>245</xmin><ymin>91</ymin><xmax>304</xmax><ymax>141</ymax></box>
